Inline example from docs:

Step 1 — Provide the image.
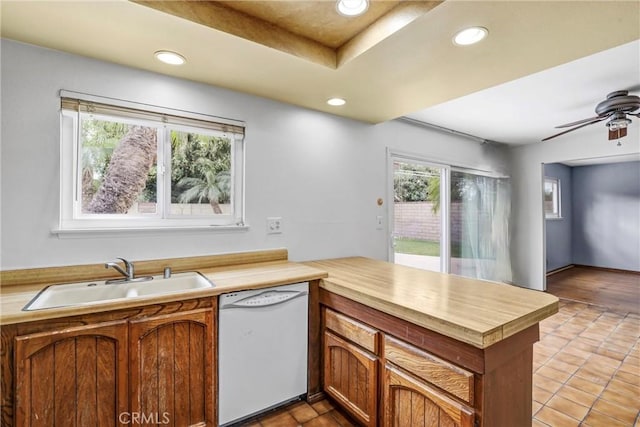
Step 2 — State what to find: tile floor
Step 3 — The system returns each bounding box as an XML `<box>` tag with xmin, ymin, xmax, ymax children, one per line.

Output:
<box><xmin>533</xmin><ymin>299</ymin><xmax>640</xmax><ymax>426</ymax></box>
<box><xmin>244</xmin><ymin>299</ymin><xmax>640</xmax><ymax>427</ymax></box>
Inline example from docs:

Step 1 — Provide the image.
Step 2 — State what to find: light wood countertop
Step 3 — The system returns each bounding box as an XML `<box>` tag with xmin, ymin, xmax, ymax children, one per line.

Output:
<box><xmin>307</xmin><ymin>257</ymin><xmax>559</xmax><ymax>349</ymax></box>
<box><xmin>0</xmin><ymin>260</ymin><xmax>327</xmax><ymax>325</ymax></box>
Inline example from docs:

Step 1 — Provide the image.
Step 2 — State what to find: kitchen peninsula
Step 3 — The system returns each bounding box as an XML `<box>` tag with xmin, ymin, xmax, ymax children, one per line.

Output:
<box><xmin>1</xmin><ymin>250</ymin><xmax>558</xmax><ymax>426</ymax></box>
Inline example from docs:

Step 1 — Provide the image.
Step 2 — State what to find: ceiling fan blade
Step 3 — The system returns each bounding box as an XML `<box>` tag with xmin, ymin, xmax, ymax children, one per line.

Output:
<box><xmin>542</xmin><ymin>117</ymin><xmax>607</xmax><ymax>142</ymax></box>
<box><xmin>628</xmin><ymin>112</ymin><xmax>640</xmax><ymax>117</ymax></box>
<box><xmin>555</xmin><ymin>114</ymin><xmax>608</xmax><ymax>128</ymax></box>
<box><xmin>609</xmin><ymin>127</ymin><xmax>628</xmax><ymax>140</ymax></box>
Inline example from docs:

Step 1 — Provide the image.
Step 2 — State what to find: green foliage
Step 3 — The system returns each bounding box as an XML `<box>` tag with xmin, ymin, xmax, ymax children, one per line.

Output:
<box><xmin>393</xmin><ymin>163</ymin><xmax>436</xmax><ymax>202</ymax></box>
<box><xmin>170</xmin><ymin>131</ymin><xmax>231</xmax><ymax>204</ymax></box>
<box><xmin>81</xmin><ymin>118</ymin><xmax>129</xmax><ymax>198</ymax></box>
<box><xmin>81</xmin><ymin>116</ymin><xmax>233</xmax><ymax>210</ymax></box>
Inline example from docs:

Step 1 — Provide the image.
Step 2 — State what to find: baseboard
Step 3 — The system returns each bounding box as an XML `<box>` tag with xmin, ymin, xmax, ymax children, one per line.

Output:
<box><xmin>574</xmin><ymin>264</ymin><xmax>640</xmax><ymax>275</ymax></box>
<box><xmin>546</xmin><ymin>265</ymin><xmax>575</xmax><ymax>276</ymax></box>
<box><xmin>306</xmin><ymin>391</ymin><xmax>326</xmax><ymax>404</ymax></box>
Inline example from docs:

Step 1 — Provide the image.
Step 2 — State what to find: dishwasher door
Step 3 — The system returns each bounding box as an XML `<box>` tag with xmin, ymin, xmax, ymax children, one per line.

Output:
<box><xmin>218</xmin><ymin>282</ymin><xmax>309</xmax><ymax>426</ymax></box>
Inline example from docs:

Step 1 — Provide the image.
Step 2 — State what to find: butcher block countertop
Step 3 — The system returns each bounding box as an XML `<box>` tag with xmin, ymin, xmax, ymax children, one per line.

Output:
<box><xmin>0</xmin><ymin>249</ymin><xmax>327</xmax><ymax>325</ymax></box>
<box><xmin>307</xmin><ymin>257</ymin><xmax>559</xmax><ymax>349</ymax></box>
<box><xmin>1</xmin><ymin>251</ymin><xmax>558</xmax><ymax>349</ymax></box>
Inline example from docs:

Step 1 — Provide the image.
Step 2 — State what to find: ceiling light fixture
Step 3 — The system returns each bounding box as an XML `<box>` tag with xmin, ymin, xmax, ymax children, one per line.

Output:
<box><xmin>154</xmin><ymin>50</ymin><xmax>186</xmax><ymax>65</ymax></box>
<box><xmin>327</xmin><ymin>98</ymin><xmax>346</xmax><ymax>106</ymax></box>
<box><xmin>336</xmin><ymin>0</ymin><xmax>369</xmax><ymax>17</ymax></box>
<box><xmin>453</xmin><ymin>27</ymin><xmax>488</xmax><ymax>46</ymax></box>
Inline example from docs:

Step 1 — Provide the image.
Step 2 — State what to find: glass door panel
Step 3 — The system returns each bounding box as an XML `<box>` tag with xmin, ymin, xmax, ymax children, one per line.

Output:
<box><xmin>450</xmin><ymin>171</ymin><xmax>511</xmax><ymax>282</ymax></box>
<box><xmin>392</xmin><ymin>160</ymin><xmax>446</xmax><ymax>273</ymax></box>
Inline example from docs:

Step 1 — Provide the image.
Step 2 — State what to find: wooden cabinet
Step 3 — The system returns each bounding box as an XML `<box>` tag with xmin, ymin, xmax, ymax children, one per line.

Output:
<box><xmin>382</xmin><ymin>364</ymin><xmax>474</xmax><ymax>427</ymax></box>
<box><xmin>324</xmin><ymin>331</ymin><xmax>377</xmax><ymax>427</ymax></box>
<box><xmin>323</xmin><ymin>308</ymin><xmax>378</xmax><ymax>427</ymax></box>
<box><xmin>129</xmin><ymin>309</ymin><xmax>214</xmax><ymax>427</ymax></box>
<box><xmin>318</xmin><ymin>289</ymin><xmax>542</xmax><ymax>427</ymax></box>
<box><xmin>14</xmin><ymin>320</ymin><xmax>128</xmax><ymax>427</ymax></box>
<box><xmin>8</xmin><ymin>299</ymin><xmax>216</xmax><ymax>427</ymax></box>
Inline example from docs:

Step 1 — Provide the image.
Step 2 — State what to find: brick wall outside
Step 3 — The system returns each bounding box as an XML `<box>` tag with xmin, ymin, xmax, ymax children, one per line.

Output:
<box><xmin>394</xmin><ymin>202</ymin><xmax>463</xmax><ymax>242</ymax></box>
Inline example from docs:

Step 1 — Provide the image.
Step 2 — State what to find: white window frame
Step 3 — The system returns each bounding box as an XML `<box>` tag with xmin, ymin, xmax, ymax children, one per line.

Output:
<box><xmin>544</xmin><ymin>177</ymin><xmax>562</xmax><ymax>219</ymax></box>
<box><xmin>57</xmin><ymin>91</ymin><xmax>246</xmax><ymax>234</ymax></box>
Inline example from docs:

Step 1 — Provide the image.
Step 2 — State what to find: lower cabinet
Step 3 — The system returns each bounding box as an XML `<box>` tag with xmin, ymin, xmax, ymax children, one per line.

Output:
<box><xmin>323</xmin><ymin>331</ymin><xmax>377</xmax><ymax>427</ymax></box>
<box><xmin>130</xmin><ymin>309</ymin><xmax>214</xmax><ymax>427</ymax></box>
<box><xmin>12</xmin><ymin>305</ymin><xmax>215</xmax><ymax>427</ymax></box>
<box><xmin>322</xmin><ymin>307</ymin><xmax>476</xmax><ymax>427</ymax></box>
<box><xmin>382</xmin><ymin>364</ymin><xmax>474</xmax><ymax>427</ymax></box>
<box><xmin>14</xmin><ymin>320</ymin><xmax>129</xmax><ymax>426</ymax></box>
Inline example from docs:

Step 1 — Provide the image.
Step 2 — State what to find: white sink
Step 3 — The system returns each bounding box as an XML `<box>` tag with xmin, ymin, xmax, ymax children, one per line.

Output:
<box><xmin>23</xmin><ymin>272</ymin><xmax>214</xmax><ymax>311</ymax></box>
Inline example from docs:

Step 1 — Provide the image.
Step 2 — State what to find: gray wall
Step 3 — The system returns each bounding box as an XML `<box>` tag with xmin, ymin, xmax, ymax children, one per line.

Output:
<box><xmin>544</xmin><ymin>163</ymin><xmax>572</xmax><ymax>272</ymax></box>
<box><xmin>572</xmin><ymin>161</ymin><xmax>640</xmax><ymax>271</ymax></box>
<box><xmin>1</xmin><ymin>39</ymin><xmax>509</xmax><ymax>270</ymax></box>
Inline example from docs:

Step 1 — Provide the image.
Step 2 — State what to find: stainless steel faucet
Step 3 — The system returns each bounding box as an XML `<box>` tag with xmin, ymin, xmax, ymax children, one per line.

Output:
<box><xmin>105</xmin><ymin>257</ymin><xmax>135</xmax><ymax>281</ymax></box>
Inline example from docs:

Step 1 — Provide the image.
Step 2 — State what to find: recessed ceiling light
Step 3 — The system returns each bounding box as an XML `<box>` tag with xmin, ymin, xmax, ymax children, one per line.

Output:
<box><xmin>154</xmin><ymin>50</ymin><xmax>186</xmax><ymax>65</ymax></box>
<box><xmin>336</xmin><ymin>0</ymin><xmax>369</xmax><ymax>17</ymax></box>
<box><xmin>453</xmin><ymin>27</ymin><xmax>488</xmax><ymax>46</ymax></box>
<box><xmin>327</xmin><ymin>98</ymin><xmax>346</xmax><ymax>106</ymax></box>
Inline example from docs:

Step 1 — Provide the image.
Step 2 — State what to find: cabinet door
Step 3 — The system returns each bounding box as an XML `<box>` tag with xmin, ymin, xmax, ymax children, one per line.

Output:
<box><xmin>14</xmin><ymin>320</ymin><xmax>128</xmax><ymax>427</ymax></box>
<box><xmin>383</xmin><ymin>363</ymin><xmax>474</xmax><ymax>427</ymax></box>
<box><xmin>129</xmin><ymin>308</ymin><xmax>214</xmax><ymax>427</ymax></box>
<box><xmin>324</xmin><ymin>331</ymin><xmax>377</xmax><ymax>427</ymax></box>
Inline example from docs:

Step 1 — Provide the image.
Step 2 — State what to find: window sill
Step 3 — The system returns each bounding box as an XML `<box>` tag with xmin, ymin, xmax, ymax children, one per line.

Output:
<box><xmin>52</xmin><ymin>224</ymin><xmax>250</xmax><ymax>239</ymax></box>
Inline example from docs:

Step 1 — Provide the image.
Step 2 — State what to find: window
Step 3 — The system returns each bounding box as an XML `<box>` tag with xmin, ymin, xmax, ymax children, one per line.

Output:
<box><xmin>59</xmin><ymin>91</ymin><xmax>245</xmax><ymax>231</ymax></box>
<box><xmin>544</xmin><ymin>177</ymin><xmax>561</xmax><ymax>219</ymax></box>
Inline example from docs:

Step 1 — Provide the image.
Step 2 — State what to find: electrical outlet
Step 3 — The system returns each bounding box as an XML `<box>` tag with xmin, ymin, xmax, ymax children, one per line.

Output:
<box><xmin>267</xmin><ymin>217</ymin><xmax>283</xmax><ymax>234</ymax></box>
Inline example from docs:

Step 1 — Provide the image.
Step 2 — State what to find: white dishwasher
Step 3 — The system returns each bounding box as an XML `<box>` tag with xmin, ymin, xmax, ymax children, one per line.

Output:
<box><xmin>218</xmin><ymin>282</ymin><xmax>309</xmax><ymax>426</ymax></box>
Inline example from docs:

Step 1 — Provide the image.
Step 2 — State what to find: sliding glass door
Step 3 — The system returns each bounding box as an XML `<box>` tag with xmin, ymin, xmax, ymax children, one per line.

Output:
<box><xmin>391</xmin><ymin>159</ymin><xmax>448</xmax><ymax>273</ymax></box>
<box><xmin>450</xmin><ymin>170</ymin><xmax>512</xmax><ymax>282</ymax></box>
<box><xmin>389</xmin><ymin>152</ymin><xmax>511</xmax><ymax>282</ymax></box>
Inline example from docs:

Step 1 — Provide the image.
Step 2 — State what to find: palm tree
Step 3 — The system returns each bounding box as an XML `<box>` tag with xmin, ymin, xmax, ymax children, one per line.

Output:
<box><xmin>86</xmin><ymin>125</ymin><xmax>157</xmax><ymax>214</ymax></box>
<box><xmin>177</xmin><ymin>158</ymin><xmax>230</xmax><ymax>214</ymax></box>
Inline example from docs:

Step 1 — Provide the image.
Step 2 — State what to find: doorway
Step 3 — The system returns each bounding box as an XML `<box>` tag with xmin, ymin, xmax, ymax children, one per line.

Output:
<box><xmin>391</xmin><ymin>158</ymin><xmax>448</xmax><ymax>273</ymax></box>
<box><xmin>389</xmin><ymin>151</ymin><xmax>512</xmax><ymax>282</ymax></box>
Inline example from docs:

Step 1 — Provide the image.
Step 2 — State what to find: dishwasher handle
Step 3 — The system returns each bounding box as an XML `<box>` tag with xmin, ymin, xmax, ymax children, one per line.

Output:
<box><xmin>220</xmin><ymin>289</ymin><xmax>308</xmax><ymax>309</ymax></box>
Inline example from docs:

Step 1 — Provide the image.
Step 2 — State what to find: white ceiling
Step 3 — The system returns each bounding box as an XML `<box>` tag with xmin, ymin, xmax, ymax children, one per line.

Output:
<box><xmin>406</xmin><ymin>40</ymin><xmax>640</xmax><ymax>145</ymax></box>
<box><xmin>1</xmin><ymin>0</ymin><xmax>639</xmax><ymax>146</ymax></box>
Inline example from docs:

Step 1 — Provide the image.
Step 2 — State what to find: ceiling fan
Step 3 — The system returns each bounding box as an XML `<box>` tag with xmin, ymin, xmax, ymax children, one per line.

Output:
<box><xmin>542</xmin><ymin>90</ymin><xmax>640</xmax><ymax>142</ymax></box>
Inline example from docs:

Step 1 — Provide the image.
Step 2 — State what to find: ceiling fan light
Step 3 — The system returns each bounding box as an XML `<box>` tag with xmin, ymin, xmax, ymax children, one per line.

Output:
<box><xmin>336</xmin><ymin>0</ymin><xmax>369</xmax><ymax>17</ymax></box>
<box><xmin>453</xmin><ymin>27</ymin><xmax>488</xmax><ymax>46</ymax></box>
<box><xmin>154</xmin><ymin>50</ymin><xmax>186</xmax><ymax>65</ymax></box>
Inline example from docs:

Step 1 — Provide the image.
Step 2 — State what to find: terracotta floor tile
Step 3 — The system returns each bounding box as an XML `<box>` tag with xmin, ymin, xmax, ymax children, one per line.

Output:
<box><xmin>555</xmin><ymin>384</ymin><xmax>598</xmax><ymax>408</ymax></box>
<box><xmin>259</xmin><ymin>411</ymin><xmax>300</xmax><ymax>427</ymax></box>
<box><xmin>289</xmin><ymin>402</ymin><xmax>319</xmax><ymax>424</ymax></box>
<box><xmin>565</xmin><ymin>375</ymin><xmax>605</xmax><ymax>396</ymax></box>
<box><xmin>591</xmin><ymin>398</ymin><xmax>640</xmax><ymax>425</ymax></box>
<box><xmin>302</xmin><ymin>413</ymin><xmax>341</xmax><ymax>427</ymax></box>
<box><xmin>534</xmin><ymin>406</ymin><xmax>581</xmax><ymax>427</ymax></box>
<box><xmin>310</xmin><ymin>400</ymin><xmax>334</xmax><ymax>415</ymax></box>
<box><xmin>532</xmin><ymin>418</ymin><xmax>551</xmax><ymax>427</ymax></box>
<box><xmin>600</xmin><ymin>387</ymin><xmax>639</xmax><ymax>407</ymax></box>
<box><xmin>537</xmin><ymin>364</ymin><xmax>573</xmax><ymax>383</ymax></box>
<box><xmin>534</xmin><ymin>374</ymin><xmax>564</xmax><ymax>394</ymax></box>
<box><xmin>613</xmin><ymin>369</ymin><xmax>640</xmax><ymax>386</ymax></box>
<box><xmin>574</xmin><ymin>365</ymin><xmax>614</xmax><ymax>385</ymax></box>
<box><xmin>532</xmin><ymin>400</ymin><xmax>543</xmax><ymax>415</ymax></box>
<box><xmin>605</xmin><ymin>378</ymin><xmax>640</xmax><ymax>396</ymax></box>
<box><xmin>545</xmin><ymin>358</ymin><xmax>580</xmax><ymax>375</ymax></box>
<box><xmin>582</xmin><ymin>409</ymin><xmax>631</xmax><ymax>427</ymax></box>
<box><xmin>554</xmin><ymin>351</ymin><xmax>589</xmax><ymax>366</ymax></box>
<box><xmin>533</xmin><ymin>385</ymin><xmax>554</xmax><ymax>404</ymax></box>
<box><xmin>545</xmin><ymin>394</ymin><xmax>589</xmax><ymax>422</ymax></box>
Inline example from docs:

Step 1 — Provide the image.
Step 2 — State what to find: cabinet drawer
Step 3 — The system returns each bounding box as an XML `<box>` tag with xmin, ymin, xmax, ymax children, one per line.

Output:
<box><xmin>325</xmin><ymin>308</ymin><xmax>379</xmax><ymax>354</ymax></box>
<box><xmin>384</xmin><ymin>335</ymin><xmax>474</xmax><ymax>404</ymax></box>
